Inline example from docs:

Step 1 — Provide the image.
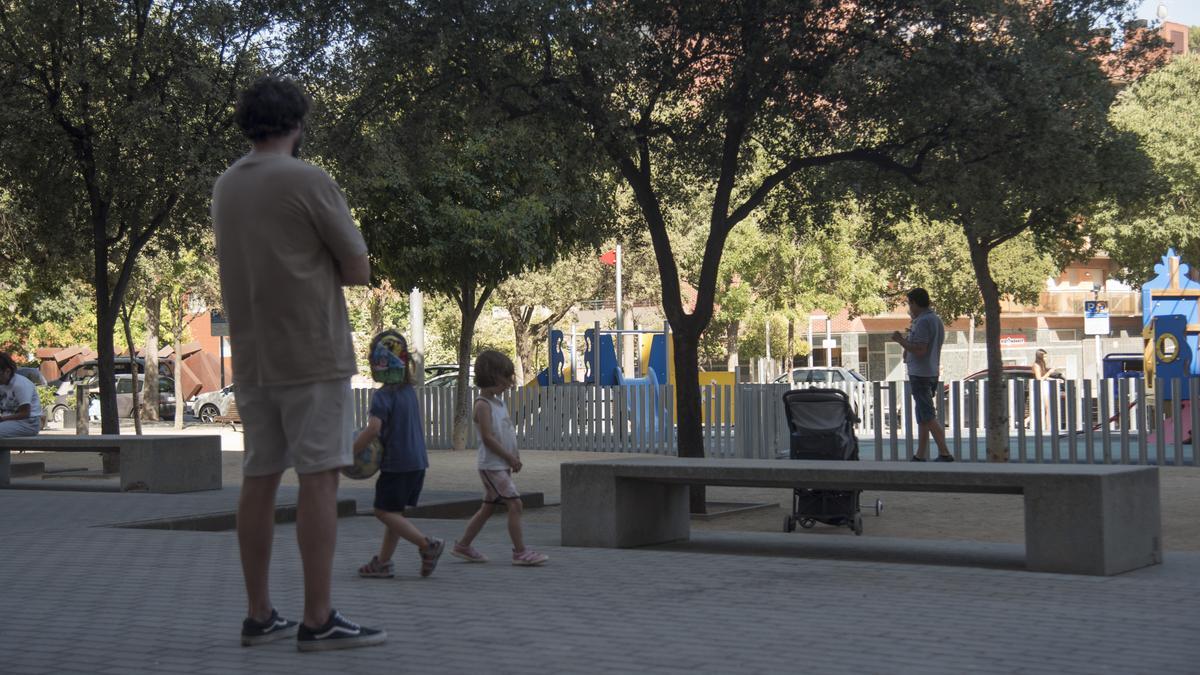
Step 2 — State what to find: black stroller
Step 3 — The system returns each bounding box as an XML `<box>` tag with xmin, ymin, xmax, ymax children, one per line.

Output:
<box><xmin>781</xmin><ymin>388</ymin><xmax>882</xmax><ymax>536</ymax></box>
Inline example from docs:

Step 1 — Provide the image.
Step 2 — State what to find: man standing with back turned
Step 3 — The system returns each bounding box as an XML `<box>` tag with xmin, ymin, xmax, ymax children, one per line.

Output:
<box><xmin>212</xmin><ymin>76</ymin><xmax>385</xmax><ymax>652</ymax></box>
<box><xmin>891</xmin><ymin>288</ymin><xmax>954</xmax><ymax>462</ymax></box>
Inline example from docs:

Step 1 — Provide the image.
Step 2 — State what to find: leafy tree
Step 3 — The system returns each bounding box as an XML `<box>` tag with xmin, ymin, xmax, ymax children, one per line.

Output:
<box><xmin>1097</xmin><ymin>55</ymin><xmax>1200</xmax><ymax>283</ymax></box>
<box><xmin>873</xmin><ymin>217</ymin><xmax>1059</xmax><ymax>323</ymax></box>
<box><xmin>887</xmin><ymin>1</ymin><xmax>1156</xmax><ymax>461</ymax></box>
<box><xmin>426</xmin><ymin>1</ymin><xmax>1009</xmax><ymax>503</ymax></box>
<box><xmin>495</xmin><ymin>254</ymin><xmax>606</xmax><ymax>383</ymax></box>
<box><xmin>318</xmin><ymin>22</ymin><xmax>615</xmax><ymax>450</ymax></box>
<box><xmin>1190</xmin><ymin>26</ymin><xmax>1200</xmax><ymax>53</ymax></box>
<box><xmin>0</xmin><ymin>0</ymin><xmax>273</xmax><ymax>432</ymax></box>
<box><xmin>160</xmin><ymin>249</ymin><xmax>220</xmax><ymax>430</ymax></box>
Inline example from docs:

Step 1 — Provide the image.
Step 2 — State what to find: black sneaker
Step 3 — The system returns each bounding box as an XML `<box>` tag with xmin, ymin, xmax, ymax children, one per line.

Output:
<box><xmin>297</xmin><ymin>610</ymin><xmax>387</xmax><ymax>652</ymax></box>
<box><xmin>241</xmin><ymin>609</ymin><xmax>299</xmax><ymax>646</ymax></box>
<box><xmin>909</xmin><ymin>456</ymin><xmax>926</xmax><ymax>462</ymax></box>
<box><xmin>934</xmin><ymin>454</ymin><xmax>956</xmax><ymax>462</ymax></box>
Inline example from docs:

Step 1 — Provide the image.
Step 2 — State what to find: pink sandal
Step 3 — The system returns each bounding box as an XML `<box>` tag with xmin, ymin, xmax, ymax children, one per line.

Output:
<box><xmin>512</xmin><ymin>549</ymin><xmax>549</xmax><ymax>566</ymax></box>
<box><xmin>358</xmin><ymin>555</ymin><xmax>394</xmax><ymax>578</ymax></box>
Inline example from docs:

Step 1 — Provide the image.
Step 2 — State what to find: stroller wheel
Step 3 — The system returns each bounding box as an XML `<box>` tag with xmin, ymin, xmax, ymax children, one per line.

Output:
<box><xmin>852</xmin><ymin>513</ymin><xmax>864</xmax><ymax>536</ymax></box>
<box><xmin>875</xmin><ymin>499</ymin><xmax>884</xmax><ymax>516</ymax></box>
<box><xmin>799</xmin><ymin>518</ymin><xmax>816</xmax><ymax>529</ymax></box>
<box><xmin>783</xmin><ymin>515</ymin><xmax>796</xmax><ymax>533</ymax></box>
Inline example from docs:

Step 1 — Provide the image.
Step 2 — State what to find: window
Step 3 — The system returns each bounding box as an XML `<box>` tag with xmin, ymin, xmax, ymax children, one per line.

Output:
<box><xmin>116</xmin><ymin>379</ymin><xmax>134</xmax><ymax>394</ymax></box>
<box><xmin>159</xmin><ymin>379</ymin><xmax>174</xmax><ymax>393</ymax></box>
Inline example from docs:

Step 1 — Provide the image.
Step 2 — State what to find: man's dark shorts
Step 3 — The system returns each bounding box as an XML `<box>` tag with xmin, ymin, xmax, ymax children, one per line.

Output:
<box><xmin>909</xmin><ymin>376</ymin><xmax>939</xmax><ymax>424</ymax></box>
<box><xmin>373</xmin><ymin>470</ymin><xmax>426</xmax><ymax>512</ymax></box>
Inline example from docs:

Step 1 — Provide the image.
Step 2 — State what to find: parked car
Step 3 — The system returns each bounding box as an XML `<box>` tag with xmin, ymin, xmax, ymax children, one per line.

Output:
<box><xmin>189</xmin><ymin>384</ymin><xmax>235</xmax><ymax>423</ymax></box>
<box><xmin>16</xmin><ymin>367</ymin><xmax>47</xmax><ymax>386</ymax></box>
<box><xmin>424</xmin><ymin>372</ymin><xmax>460</xmax><ymax>387</ymax></box>
<box><xmin>50</xmin><ymin>356</ymin><xmax>171</xmax><ymax>387</ymax></box>
<box><xmin>83</xmin><ymin>374</ymin><xmax>177</xmax><ymax>420</ymax></box>
<box><xmin>49</xmin><ymin>357</ymin><xmax>175</xmax><ymax>420</ymax></box>
<box><xmin>773</xmin><ymin>367</ymin><xmax>867</xmax><ymax>385</ymax></box>
<box><xmin>775</xmin><ymin>367</ymin><xmax>868</xmax><ymax>421</ymax></box>
<box><xmin>932</xmin><ymin>366</ymin><xmax>1068</xmax><ymax>428</ymax></box>
<box><xmin>424</xmin><ymin>364</ymin><xmax>461</xmax><ymax>380</ymax></box>
<box><xmin>421</xmin><ymin>366</ymin><xmax>474</xmax><ymax>387</ymax></box>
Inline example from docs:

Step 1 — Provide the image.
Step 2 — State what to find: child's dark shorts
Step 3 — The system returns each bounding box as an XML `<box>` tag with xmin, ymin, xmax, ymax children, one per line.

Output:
<box><xmin>373</xmin><ymin>470</ymin><xmax>426</xmax><ymax>512</ymax></box>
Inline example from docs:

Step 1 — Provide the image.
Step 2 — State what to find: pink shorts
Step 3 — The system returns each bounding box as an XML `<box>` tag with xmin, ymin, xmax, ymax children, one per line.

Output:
<box><xmin>480</xmin><ymin>469</ymin><xmax>520</xmax><ymax>503</ymax></box>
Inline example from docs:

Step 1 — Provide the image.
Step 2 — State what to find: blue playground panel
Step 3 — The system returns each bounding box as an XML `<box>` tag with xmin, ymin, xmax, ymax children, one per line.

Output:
<box><xmin>535</xmin><ymin>329</ymin><xmax>567</xmax><ymax>386</ymax></box>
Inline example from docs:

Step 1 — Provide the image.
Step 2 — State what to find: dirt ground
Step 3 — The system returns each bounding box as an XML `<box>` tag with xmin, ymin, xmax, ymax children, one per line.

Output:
<box><xmin>14</xmin><ymin>426</ymin><xmax>1200</xmax><ymax>550</ymax></box>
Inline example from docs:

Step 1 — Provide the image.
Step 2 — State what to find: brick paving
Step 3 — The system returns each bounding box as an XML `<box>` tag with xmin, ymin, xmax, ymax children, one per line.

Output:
<box><xmin>7</xmin><ymin>429</ymin><xmax>1200</xmax><ymax>672</ymax></box>
<box><xmin>2</xmin><ymin>483</ymin><xmax>1200</xmax><ymax>674</ymax></box>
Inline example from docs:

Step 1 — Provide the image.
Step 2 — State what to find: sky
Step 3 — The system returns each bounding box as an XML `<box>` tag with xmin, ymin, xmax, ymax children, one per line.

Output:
<box><xmin>1138</xmin><ymin>0</ymin><xmax>1200</xmax><ymax>27</ymax></box>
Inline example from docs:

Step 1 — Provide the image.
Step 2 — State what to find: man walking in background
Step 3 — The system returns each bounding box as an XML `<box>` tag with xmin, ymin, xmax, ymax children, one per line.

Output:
<box><xmin>891</xmin><ymin>288</ymin><xmax>954</xmax><ymax>462</ymax></box>
<box><xmin>212</xmin><ymin>76</ymin><xmax>384</xmax><ymax>651</ymax></box>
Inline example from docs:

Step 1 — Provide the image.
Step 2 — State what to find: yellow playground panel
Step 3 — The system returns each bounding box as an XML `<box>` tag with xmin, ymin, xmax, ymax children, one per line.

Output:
<box><xmin>657</xmin><ymin>330</ymin><xmax>737</xmax><ymax>423</ymax></box>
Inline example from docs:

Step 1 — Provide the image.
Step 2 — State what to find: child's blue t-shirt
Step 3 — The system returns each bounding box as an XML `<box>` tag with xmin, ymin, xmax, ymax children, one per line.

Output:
<box><xmin>369</xmin><ymin>385</ymin><xmax>428</xmax><ymax>473</ymax></box>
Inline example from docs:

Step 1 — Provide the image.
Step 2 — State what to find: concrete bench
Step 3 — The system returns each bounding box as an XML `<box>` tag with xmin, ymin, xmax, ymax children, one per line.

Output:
<box><xmin>561</xmin><ymin>458</ymin><xmax>1161</xmax><ymax>576</ymax></box>
<box><xmin>1</xmin><ymin>435</ymin><xmax>222</xmax><ymax>493</ymax></box>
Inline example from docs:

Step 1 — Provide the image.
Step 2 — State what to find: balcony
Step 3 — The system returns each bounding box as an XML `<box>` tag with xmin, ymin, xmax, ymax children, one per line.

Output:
<box><xmin>1001</xmin><ymin>290</ymin><xmax>1141</xmax><ymax>316</ymax></box>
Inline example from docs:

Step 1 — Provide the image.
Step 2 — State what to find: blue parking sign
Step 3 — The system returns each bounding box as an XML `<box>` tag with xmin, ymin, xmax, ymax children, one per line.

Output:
<box><xmin>1084</xmin><ymin>300</ymin><xmax>1109</xmax><ymax>335</ymax></box>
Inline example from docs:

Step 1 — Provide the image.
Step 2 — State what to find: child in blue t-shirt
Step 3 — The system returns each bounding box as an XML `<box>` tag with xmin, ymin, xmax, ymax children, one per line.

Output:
<box><xmin>355</xmin><ymin>330</ymin><xmax>445</xmax><ymax>578</ymax></box>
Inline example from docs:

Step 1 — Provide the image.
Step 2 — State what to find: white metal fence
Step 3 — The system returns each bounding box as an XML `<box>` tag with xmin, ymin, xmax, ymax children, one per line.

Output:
<box><xmin>353</xmin><ymin>377</ymin><xmax>1198</xmax><ymax>465</ymax></box>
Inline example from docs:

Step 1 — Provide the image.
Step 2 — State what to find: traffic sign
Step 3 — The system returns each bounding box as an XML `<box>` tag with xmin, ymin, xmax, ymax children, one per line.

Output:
<box><xmin>210</xmin><ymin>310</ymin><xmax>229</xmax><ymax>337</ymax></box>
<box><xmin>1084</xmin><ymin>300</ymin><xmax>1109</xmax><ymax>336</ymax></box>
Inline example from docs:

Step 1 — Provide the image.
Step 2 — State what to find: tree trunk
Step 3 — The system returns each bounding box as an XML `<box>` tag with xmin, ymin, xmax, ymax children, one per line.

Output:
<box><xmin>969</xmin><ymin>240</ymin><xmax>1009</xmax><ymax>462</ymax></box>
<box><xmin>120</xmin><ymin>303</ymin><xmax>142</xmax><ymax>436</ymax></box>
<box><xmin>452</xmin><ymin>284</ymin><xmax>490</xmax><ymax>451</ymax></box>
<box><xmin>672</xmin><ymin>326</ymin><xmax>706</xmax><ymax>513</ymax></box>
<box><xmin>95</xmin><ymin>303</ymin><xmax>120</xmax><ymax>472</ymax></box>
<box><xmin>726</xmin><ymin>321</ymin><xmax>740</xmax><ymax>373</ymax></box>
<box><xmin>142</xmin><ymin>295</ymin><xmax>161</xmax><ymax>421</ymax></box>
<box><xmin>786</xmin><ymin>318</ymin><xmax>795</xmax><ymax>384</ymax></box>
<box><xmin>511</xmin><ymin>311</ymin><xmax>533</xmax><ymax>385</ymax></box>
<box><xmin>96</xmin><ymin>306</ymin><xmax>120</xmax><ymax>437</ymax></box>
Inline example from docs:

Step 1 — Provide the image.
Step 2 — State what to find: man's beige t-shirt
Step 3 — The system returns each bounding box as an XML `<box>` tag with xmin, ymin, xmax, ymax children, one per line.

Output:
<box><xmin>211</xmin><ymin>152</ymin><xmax>367</xmax><ymax>387</ymax></box>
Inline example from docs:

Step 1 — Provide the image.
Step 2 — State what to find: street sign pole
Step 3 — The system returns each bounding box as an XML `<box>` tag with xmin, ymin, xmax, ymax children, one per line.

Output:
<box><xmin>1084</xmin><ymin>298</ymin><xmax>1110</xmax><ymax>388</ymax></box>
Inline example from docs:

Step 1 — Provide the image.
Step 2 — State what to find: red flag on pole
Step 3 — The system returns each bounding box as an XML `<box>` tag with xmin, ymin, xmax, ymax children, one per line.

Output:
<box><xmin>599</xmin><ymin>250</ymin><xmax>617</xmax><ymax>266</ymax></box>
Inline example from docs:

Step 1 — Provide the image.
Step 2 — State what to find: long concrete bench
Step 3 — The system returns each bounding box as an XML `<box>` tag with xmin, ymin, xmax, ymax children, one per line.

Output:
<box><xmin>1</xmin><ymin>435</ymin><xmax>222</xmax><ymax>493</ymax></box>
<box><xmin>561</xmin><ymin>458</ymin><xmax>1161</xmax><ymax>576</ymax></box>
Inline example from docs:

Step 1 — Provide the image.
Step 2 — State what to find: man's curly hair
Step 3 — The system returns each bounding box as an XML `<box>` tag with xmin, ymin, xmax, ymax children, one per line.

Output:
<box><xmin>234</xmin><ymin>76</ymin><xmax>310</xmax><ymax>141</ymax></box>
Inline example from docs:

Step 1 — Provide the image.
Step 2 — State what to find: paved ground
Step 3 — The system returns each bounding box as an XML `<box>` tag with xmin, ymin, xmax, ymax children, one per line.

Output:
<box><xmin>4</xmin><ymin>425</ymin><xmax>1200</xmax><ymax>673</ymax></box>
<box><xmin>15</xmin><ymin>424</ymin><xmax>1200</xmax><ymax>549</ymax></box>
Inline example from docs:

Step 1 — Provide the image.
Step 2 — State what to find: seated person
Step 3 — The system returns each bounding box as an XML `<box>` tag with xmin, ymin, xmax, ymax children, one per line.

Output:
<box><xmin>0</xmin><ymin>352</ymin><xmax>42</xmax><ymax>438</ymax></box>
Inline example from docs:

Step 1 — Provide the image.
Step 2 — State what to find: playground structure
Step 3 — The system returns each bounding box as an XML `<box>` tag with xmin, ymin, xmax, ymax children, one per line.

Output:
<box><xmin>1142</xmin><ymin>249</ymin><xmax>1199</xmax><ymax>444</ymax></box>
<box><xmin>525</xmin><ymin>322</ymin><xmax>738</xmax><ymax>440</ymax></box>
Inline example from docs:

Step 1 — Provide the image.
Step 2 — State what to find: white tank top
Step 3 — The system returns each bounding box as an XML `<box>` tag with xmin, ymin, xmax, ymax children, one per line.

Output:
<box><xmin>476</xmin><ymin>396</ymin><xmax>518</xmax><ymax>470</ymax></box>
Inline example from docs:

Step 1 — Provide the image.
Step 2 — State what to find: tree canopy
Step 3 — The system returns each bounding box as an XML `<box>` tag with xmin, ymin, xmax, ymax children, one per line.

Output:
<box><xmin>1098</xmin><ymin>54</ymin><xmax>1200</xmax><ymax>283</ymax></box>
<box><xmin>0</xmin><ymin>0</ymin><xmax>273</xmax><ymax>430</ymax></box>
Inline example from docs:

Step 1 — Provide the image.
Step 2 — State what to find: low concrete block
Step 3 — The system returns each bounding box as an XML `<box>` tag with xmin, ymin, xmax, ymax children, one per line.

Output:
<box><xmin>560</xmin><ymin>458</ymin><xmax>1162</xmax><ymax>576</ymax></box>
<box><xmin>119</xmin><ymin>436</ymin><xmax>222</xmax><ymax>493</ymax></box>
<box><xmin>1</xmin><ymin>435</ymin><xmax>222</xmax><ymax>494</ymax></box>
<box><xmin>1024</xmin><ymin>470</ymin><xmax>1161</xmax><ymax>575</ymax></box>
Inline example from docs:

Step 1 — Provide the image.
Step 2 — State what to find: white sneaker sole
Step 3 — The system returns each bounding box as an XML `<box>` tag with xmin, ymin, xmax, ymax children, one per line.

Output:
<box><xmin>297</xmin><ymin>630</ymin><xmax>388</xmax><ymax>652</ymax></box>
<box><xmin>241</xmin><ymin>624</ymin><xmax>299</xmax><ymax>647</ymax></box>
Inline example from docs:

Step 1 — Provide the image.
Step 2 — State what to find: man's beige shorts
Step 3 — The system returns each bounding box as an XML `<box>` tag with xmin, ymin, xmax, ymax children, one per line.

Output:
<box><xmin>236</xmin><ymin>377</ymin><xmax>354</xmax><ymax>477</ymax></box>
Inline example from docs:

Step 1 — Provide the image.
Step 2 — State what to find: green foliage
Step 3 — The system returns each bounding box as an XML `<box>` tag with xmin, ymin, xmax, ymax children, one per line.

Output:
<box><xmin>426</xmin><ymin>296</ymin><xmax>514</xmax><ymax>364</ymax></box>
<box><xmin>873</xmin><ymin>217</ymin><xmax>1059</xmax><ymax>322</ymax></box>
<box><xmin>1190</xmin><ymin>26</ymin><xmax>1200</xmax><ymax>53</ymax></box>
<box><xmin>495</xmin><ymin>252</ymin><xmax>606</xmax><ymax>380</ymax></box>
<box><xmin>0</xmin><ymin>0</ymin><xmax>276</xmax><ymax>431</ymax></box>
<box><xmin>1098</xmin><ymin>55</ymin><xmax>1200</xmax><ymax>283</ymax></box>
